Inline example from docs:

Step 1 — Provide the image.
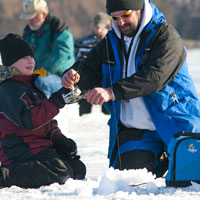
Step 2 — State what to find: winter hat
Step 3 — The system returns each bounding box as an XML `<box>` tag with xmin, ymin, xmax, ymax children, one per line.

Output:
<box><xmin>93</xmin><ymin>12</ymin><xmax>111</xmax><ymax>29</ymax></box>
<box><xmin>106</xmin><ymin>0</ymin><xmax>144</xmax><ymax>14</ymax></box>
<box><xmin>0</xmin><ymin>33</ymin><xmax>35</xmax><ymax>66</ymax></box>
<box><xmin>19</xmin><ymin>0</ymin><xmax>49</xmax><ymax>20</ymax></box>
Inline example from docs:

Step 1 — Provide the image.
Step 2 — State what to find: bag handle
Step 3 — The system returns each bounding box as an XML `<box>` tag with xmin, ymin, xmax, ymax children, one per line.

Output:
<box><xmin>174</xmin><ymin>131</ymin><xmax>200</xmax><ymax>139</ymax></box>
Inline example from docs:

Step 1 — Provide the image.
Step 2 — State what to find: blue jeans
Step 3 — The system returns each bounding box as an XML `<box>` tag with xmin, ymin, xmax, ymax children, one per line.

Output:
<box><xmin>35</xmin><ymin>75</ymin><xmax>62</xmax><ymax>98</ymax></box>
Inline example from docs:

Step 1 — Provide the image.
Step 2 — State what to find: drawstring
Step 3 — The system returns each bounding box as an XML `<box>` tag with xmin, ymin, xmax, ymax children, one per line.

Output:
<box><xmin>47</xmin><ymin>120</ymin><xmax>54</xmax><ymax>141</ymax></box>
<box><xmin>121</xmin><ymin>35</ymin><xmax>134</xmax><ymax>79</ymax></box>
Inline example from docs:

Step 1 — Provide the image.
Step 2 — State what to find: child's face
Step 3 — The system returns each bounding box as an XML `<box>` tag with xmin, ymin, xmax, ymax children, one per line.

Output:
<box><xmin>11</xmin><ymin>56</ymin><xmax>35</xmax><ymax>76</ymax></box>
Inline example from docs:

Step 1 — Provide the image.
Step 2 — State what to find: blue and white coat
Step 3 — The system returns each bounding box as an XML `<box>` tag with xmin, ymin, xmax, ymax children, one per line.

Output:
<box><xmin>72</xmin><ymin>0</ymin><xmax>200</xmax><ymax>166</ymax></box>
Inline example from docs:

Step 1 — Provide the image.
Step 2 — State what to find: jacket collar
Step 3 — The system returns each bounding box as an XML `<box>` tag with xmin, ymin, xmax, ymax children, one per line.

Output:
<box><xmin>10</xmin><ymin>74</ymin><xmax>39</xmax><ymax>86</ymax></box>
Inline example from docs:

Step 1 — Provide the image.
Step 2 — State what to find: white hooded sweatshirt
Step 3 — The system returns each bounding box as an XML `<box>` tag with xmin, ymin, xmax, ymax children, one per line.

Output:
<box><xmin>112</xmin><ymin>0</ymin><xmax>156</xmax><ymax>130</ymax></box>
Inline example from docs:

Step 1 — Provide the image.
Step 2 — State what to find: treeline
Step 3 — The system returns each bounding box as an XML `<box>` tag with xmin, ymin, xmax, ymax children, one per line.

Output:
<box><xmin>0</xmin><ymin>0</ymin><xmax>200</xmax><ymax>40</ymax></box>
<box><xmin>153</xmin><ymin>0</ymin><xmax>200</xmax><ymax>39</ymax></box>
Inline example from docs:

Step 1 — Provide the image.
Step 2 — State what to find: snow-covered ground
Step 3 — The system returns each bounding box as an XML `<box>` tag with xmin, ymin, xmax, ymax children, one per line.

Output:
<box><xmin>1</xmin><ymin>49</ymin><xmax>200</xmax><ymax>199</ymax></box>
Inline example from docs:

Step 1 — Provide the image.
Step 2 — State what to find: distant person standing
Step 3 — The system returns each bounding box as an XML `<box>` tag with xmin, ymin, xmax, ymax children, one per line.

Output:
<box><xmin>75</xmin><ymin>12</ymin><xmax>111</xmax><ymax>116</ymax></box>
<box><xmin>19</xmin><ymin>0</ymin><xmax>75</xmax><ymax>97</ymax></box>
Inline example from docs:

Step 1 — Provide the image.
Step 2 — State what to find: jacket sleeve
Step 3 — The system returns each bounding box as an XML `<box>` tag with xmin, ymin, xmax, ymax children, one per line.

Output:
<box><xmin>0</xmin><ymin>85</ymin><xmax>59</xmax><ymax>130</ymax></box>
<box><xmin>44</xmin><ymin>29</ymin><xmax>75</xmax><ymax>76</ymax></box>
<box><xmin>112</xmin><ymin>24</ymin><xmax>186</xmax><ymax>100</ymax></box>
<box><xmin>68</xmin><ymin>24</ymin><xmax>186</xmax><ymax>101</ymax></box>
<box><xmin>69</xmin><ymin>39</ymin><xmax>106</xmax><ymax>91</ymax></box>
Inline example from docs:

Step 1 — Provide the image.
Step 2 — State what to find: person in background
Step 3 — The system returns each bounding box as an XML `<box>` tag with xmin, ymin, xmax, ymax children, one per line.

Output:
<box><xmin>0</xmin><ymin>33</ymin><xmax>86</xmax><ymax>188</ymax></box>
<box><xmin>19</xmin><ymin>0</ymin><xmax>75</xmax><ymax>97</ymax></box>
<box><xmin>62</xmin><ymin>0</ymin><xmax>200</xmax><ymax>179</ymax></box>
<box><xmin>75</xmin><ymin>12</ymin><xmax>111</xmax><ymax>116</ymax></box>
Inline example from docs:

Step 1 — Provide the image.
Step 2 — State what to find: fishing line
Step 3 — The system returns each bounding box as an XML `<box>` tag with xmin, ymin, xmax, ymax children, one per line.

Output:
<box><xmin>71</xmin><ymin>42</ymin><xmax>93</xmax><ymax>90</ymax></box>
<box><xmin>105</xmin><ymin>36</ymin><xmax>122</xmax><ymax>170</ymax></box>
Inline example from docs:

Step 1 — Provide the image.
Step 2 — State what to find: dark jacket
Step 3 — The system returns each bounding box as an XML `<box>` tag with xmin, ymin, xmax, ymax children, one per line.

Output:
<box><xmin>0</xmin><ymin>73</ymin><xmax>63</xmax><ymax>165</ymax></box>
<box><xmin>75</xmin><ymin>33</ymin><xmax>102</xmax><ymax>60</ymax></box>
<box><xmin>71</xmin><ymin>20</ymin><xmax>185</xmax><ymax>100</ymax></box>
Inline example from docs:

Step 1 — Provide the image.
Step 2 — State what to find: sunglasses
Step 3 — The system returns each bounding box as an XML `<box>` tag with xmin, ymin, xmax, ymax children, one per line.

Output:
<box><xmin>110</xmin><ymin>10</ymin><xmax>132</xmax><ymax>21</ymax></box>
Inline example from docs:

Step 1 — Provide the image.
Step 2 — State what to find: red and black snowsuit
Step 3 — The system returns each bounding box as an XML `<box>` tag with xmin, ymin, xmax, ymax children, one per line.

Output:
<box><xmin>0</xmin><ymin>72</ymin><xmax>86</xmax><ymax>188</ymax></box>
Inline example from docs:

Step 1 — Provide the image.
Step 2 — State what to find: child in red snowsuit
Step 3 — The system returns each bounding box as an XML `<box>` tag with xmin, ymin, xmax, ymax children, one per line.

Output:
<box><xmin>0</xmin><ymin>33</ymin><xmax>86</xmax><ymax>188</ymax></box>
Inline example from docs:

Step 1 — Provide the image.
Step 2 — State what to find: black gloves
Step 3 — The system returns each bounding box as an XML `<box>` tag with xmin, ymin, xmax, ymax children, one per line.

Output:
<box><xmin>54</xmin><ymin>134</ymin><xmax>80</xmax><ymax>160</ymax></box>
<box><xmin>50</xmin><ymin>87</ymin><xmax>71</xmax><ymax>109</ymax></box>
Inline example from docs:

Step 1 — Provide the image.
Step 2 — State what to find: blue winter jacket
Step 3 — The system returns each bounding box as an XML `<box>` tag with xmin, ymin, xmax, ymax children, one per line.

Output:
<box><xmin>71</xmin><ymin>2</ymin><xmax>200</xmax><ymax>166</ymax></box>
<box><xmin>103</xmin><ymin>3</ymin><xmax>200</xmax><ymax>163</ymax></box>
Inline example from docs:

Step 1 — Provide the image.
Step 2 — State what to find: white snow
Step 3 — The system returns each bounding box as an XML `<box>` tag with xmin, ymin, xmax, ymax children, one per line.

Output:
<box><xmin>1</xmin><ymin>48</ymin><xmax>200</xmax><ymax>199</ymax></box>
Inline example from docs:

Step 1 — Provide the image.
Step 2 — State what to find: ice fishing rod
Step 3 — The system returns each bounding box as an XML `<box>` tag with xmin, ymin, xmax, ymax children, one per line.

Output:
<box><xmin>62</xmin><ymin>40</ymin><xmax>93</xmax><ymax>104</ymax></box>
<box><xmin>66</xmin><ymin>34</ymin><xmax>107</xmax><ymax>104</ymax></box>
<box><xmin>75</xmin><ymin>34</ymin><xmax>100</xmax><ymax>76</ymax></box>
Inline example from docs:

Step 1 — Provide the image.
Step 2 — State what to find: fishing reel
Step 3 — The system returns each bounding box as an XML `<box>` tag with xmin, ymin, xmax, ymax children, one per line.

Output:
<box><xmin>62</xmin><ymin>85</ymin><xmax>88</xmax><ymax>104</ymax></box>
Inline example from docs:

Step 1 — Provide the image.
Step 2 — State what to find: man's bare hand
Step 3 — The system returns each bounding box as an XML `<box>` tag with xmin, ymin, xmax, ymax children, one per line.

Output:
<box><xmin>86</xmin><ymin>87</ymin><xmax>113</xmax><ymax>105</ymax></box>
<box><xmin>62</xmin><ymin>69</ymin><xmax>80</xmax><ymax>88</ymax></box>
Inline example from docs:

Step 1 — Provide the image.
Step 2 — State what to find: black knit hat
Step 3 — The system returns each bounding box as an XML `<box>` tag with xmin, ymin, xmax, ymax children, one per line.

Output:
<box><xmin>106</xmin><ymin>0</ymin><xmax>144</xmax><ymax>14</ymax></box>
<box><xmin>0</xmin><ymin>33</ymin><xmax>35</xmax><ymax>66</ymax></box>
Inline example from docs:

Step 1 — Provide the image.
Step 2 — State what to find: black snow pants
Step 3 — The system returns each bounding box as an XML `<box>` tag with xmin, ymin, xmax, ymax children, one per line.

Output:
<box><xmin>0</xmin><ymin>148</ymin><xmax>86</xmax><ymax>188</ymax></box>
<box><xmin>112</xmin><ymin>124</ymin><xmax>168</xmax><ymax>178</ymax></box>
<box><xmin>79</xmin><ymin>99</ymin><xmax>109</xmax><ymax>116</ymax></box>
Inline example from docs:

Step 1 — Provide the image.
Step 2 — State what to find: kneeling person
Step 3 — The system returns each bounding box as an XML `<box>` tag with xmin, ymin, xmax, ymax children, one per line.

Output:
<box><xmin>0</xmin><ymin>33</ymin><xmax>86</xmax><ymax>188</ymax></box>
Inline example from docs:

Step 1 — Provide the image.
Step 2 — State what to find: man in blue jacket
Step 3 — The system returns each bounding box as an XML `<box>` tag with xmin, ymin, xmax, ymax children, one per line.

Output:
<box><xmin>20</xmin><ymin>0</ymin><xmax>75</xmax><ymax>97</ymax></box>
<box><xmin>62</xmin><ymin>0</ymin><xmax>200</xmax><ymax>178</ymax></box>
